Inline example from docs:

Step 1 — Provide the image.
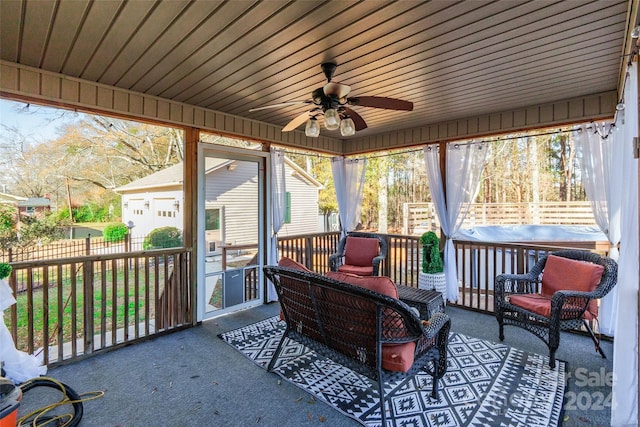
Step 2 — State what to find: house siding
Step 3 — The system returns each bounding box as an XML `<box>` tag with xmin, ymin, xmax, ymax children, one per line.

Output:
<box><xmin>122</xmin><ymin>188</ymin><xmax>183</xmax><ymax>240</ymax></box>
<box><xmin>119</xmin><ymin>158</ymin><xmax>320</xmax><ymax>246</ymax></box>
<box><xmin>205</xmin><ymin>161</ymin><xmax>260</xmax><ymax>246</ymax></box>
<box><xmin>278</xmin><ymin>163</ymin><xmax>319</xmax><ymax>237</ymax></box>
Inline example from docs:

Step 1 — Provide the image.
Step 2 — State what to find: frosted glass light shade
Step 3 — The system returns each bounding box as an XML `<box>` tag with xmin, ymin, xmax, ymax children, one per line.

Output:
<box><xmin>340</xmin><ymin>117</ymin><xmax>355</xmax><ymax>136</ymax></box>
<box><xmin>324</xmin><ymin>109</ymin><xmax>340</xmax><ymax>130</ymax></box>
<box><xmin>305</xmin><ymin>118</ymin><xmax>320</xmax><ymax>137</ymax></box>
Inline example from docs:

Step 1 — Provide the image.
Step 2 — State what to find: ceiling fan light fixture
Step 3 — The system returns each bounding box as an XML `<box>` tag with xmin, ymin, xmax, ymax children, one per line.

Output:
<box><xmin>305</xmin><ymin>118</ymin><xmax>320</xmax><ymax>137</ymax></box>
<box><xmin>340</xmin><ymin>117</ymin><xmax>356</xmax><ymax>136</ymax></box>
<box><xmin>324</xmin><ymin>108</ymin><xmax>340</xmax><ymax>130</ymax></box>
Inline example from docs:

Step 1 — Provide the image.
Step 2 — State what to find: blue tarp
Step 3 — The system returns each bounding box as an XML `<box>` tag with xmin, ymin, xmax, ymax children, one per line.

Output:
<box><xmin>456</xmin><ymin>225</ymin><xmax>607</xmax><ymax>243</ymax></box>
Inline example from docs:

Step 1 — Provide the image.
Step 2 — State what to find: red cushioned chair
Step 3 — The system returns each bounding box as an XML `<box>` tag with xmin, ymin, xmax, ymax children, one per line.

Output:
<box><xmin>495</xmin><ymin>250</ymin><xmax>617</xmax><ymax>368</ymax></box>
<box><xmin>328</xmin><ymin>232</ymin><xmax>387</xmax><ymax>276</ymax></box>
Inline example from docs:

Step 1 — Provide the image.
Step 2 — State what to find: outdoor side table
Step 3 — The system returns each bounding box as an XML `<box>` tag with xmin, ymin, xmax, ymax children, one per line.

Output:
<box><xmin>396</xmin><ymin>285</ymin><xmax>445</xmax><ymax>320</ymax></box>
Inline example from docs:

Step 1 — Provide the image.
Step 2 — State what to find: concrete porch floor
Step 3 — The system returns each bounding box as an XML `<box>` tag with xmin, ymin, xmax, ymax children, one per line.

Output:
<box><xmin>20</xmin><ymin>304</ymin><xmax>613</xmax><ymax>427</ymax></box>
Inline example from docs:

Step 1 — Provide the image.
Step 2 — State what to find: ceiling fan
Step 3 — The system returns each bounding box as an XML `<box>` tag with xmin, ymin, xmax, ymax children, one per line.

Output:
<box><xmin>249</xmin><ymin>62</ymin><xmax>413</xmax><ymax>137</ymax></box>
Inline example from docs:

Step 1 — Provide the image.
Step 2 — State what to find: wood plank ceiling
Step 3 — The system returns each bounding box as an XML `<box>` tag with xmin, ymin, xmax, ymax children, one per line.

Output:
<box><xmin>0</xmin><ymin>0</ymin><xmax>634</xmax><ymax>140</ymax></box>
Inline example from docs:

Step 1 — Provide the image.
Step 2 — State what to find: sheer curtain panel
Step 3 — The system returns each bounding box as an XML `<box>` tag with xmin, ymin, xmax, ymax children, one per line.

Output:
<box><xmin>331</xmin><ymin>157</ymin><xmax>367</xmax><ymax>235</ymax></box>
<box><xmin>611</xmin><ymin>60</ymin><xmax>639</xmax><ymax>427</ymax></box>
<box><xmin>424</xmin><ymin>143</ymin><xmax>487</xmax><ymax>302</ymax></box>
<box><xmin>574</xmin><ymin>122</ymin><xmax>623</xmax><ymax>335</ymax></box>
<box><xmin>267</xmin><ymin>148</ymin><xmax>287</xmax><ymax>301</ymax></box>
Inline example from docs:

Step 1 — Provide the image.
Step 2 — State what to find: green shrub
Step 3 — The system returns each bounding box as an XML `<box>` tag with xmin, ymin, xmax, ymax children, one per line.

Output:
<box><xmin>0</xmin><ymin>263</ymin><xmax>12</xmax><ymax>280</ymax></box>
<box><xmin>103</xmin><ymin>223</ymin><xmax>129</xmax><ymax>243</ymax></box>
<box><xmin>143</xmin><ymin>227</ymin><xmax>182</xmax><ymax>250</ymax></box>
<box><xmin>53</xmin><ymin>202</ymin><xmax>116</xmax><ymax>223</ymax></box>
<box><xmin>420</xmin><ymin>231</ymin><xmax>443</xmax><ymax>274</ymax></box>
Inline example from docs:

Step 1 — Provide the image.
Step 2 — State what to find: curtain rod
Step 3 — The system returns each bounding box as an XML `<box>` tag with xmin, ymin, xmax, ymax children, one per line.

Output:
<box><xmin>357</xmin><ymin>125</ymin><xmax>586</xmax><ymax>159</ymax></box>
<box><xmin>275</xmin><ymin>123</ymin><xmax>608</xmax><ymax>160</ymax></box>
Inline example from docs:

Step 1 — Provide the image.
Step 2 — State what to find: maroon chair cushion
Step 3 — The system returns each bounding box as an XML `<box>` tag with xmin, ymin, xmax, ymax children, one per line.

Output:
<box><xmin>344</xmin><ymin>236</ymin><xmax>380</xmax><ymax>267</ymax></box>
<box><xmin>337</xmin><ymin>264</ymin><xmax>374</xmax><ymax>276</ymax></box>
<box><xmin>541</xmin><ymin>254</ymin><xmax>604</xmax><ymax>317</ymax></box>
<box><xmin>381</xmin><ymin>342</ymin><xmax>417</xmax><ymax>372</ymax></box>
<box><xmin>325</xmin><ymin>271</ymin><xmax>398</xmax><ymax>298</ymax></box>
<box><xmin>509</xmin><ymin>293</ymin><xmax>596</xmax><ymax>321</ymax></box>
<box><xmin>278</xmin><ymin>256</ymin><xmax>311</xmax><ymax>272</ymax></box>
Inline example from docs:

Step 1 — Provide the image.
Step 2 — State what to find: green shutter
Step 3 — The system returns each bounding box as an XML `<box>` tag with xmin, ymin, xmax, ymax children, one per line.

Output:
<box><xmin>285</xmin><ymin>192</ymin><xmax>291</xmax><ymax>224</ymax></box>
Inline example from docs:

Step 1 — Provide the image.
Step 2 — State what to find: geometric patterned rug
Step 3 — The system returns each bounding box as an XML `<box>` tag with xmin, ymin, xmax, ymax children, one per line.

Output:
<box><xmin>219</xmin><ymin>316</ymin><xmax>566</xmax><ymax>427</ymax></box>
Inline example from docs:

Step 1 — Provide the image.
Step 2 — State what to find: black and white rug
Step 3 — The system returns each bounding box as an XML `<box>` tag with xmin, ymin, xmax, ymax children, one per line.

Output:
<box><xmin>219</xmin><ymin>316</ymin><xmax>566</xmax><ymax>427</ymax></box>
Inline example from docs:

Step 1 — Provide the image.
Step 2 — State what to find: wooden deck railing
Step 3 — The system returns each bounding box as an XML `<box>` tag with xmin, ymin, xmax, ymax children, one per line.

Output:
<box><xmin>6</xmin><ymin>231</ymin><xmax>606</xmax><ymax>366</ymax></box>
<box><xmin>277</xmin><ymin>232</ymin><xmax>342</xmax><ymax>273</ymax></box>
<box><xmin>403</xmin><ymin>201</ymin><xmax>598</xmax><ymax>234</ymax></box>
<box><xmin>277</xmin><ymin>232</ymin><xmax>608</xmax><ymax>313</ymax></box>
<box><xmin>4</xmin><ymin>248</ymin><xmax>192</xmax><ymax>366</ymax></box>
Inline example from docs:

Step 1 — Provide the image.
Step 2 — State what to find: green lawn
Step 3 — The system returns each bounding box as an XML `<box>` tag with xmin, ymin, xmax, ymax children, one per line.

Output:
<box><xmin>6</xmin><ymin>265</ymin><xmax>166</xmax><ymax>352</ymax></box>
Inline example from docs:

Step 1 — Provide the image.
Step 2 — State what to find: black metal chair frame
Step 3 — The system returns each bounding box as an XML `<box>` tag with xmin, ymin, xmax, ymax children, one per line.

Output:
<box><xmin>495</xmin><ymin>249</ymin><xmax>618</xmax><ymax>369</ymax></box>
<box><xmin>328</xmin><ymin>231</ymin><xmax>388</xmax><ymax>276</ymax></box>
<box><xmin>263</xmin><ymin>266</ymin><xmax>450</xmax><ymax>426</ymax></box>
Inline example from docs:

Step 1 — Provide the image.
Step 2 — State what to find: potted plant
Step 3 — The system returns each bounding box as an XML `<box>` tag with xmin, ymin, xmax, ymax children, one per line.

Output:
<box><xmin>418</xmin><ymin>232</ymin><xmax>446</xmax><ymax>295</ymax></box>
<box><xmin>0</xmin><ymin>262</ymin><xmax>12</xmax><ymax>281</ymax></box>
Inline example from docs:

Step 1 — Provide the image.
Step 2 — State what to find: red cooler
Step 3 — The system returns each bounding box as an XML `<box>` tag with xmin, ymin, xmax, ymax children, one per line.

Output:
<box><xmin>0</xmin><ymin>378</ymin><xmax>21</xmax><ymax>427</ymax></box>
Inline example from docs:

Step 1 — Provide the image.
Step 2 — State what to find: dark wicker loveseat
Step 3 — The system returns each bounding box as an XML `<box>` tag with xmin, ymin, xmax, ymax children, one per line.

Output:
<box><xmin>495</xmin><ymin>249</ymin><xmax>618</xmax><ymax>369</ymax></box>
<box><xmin>263</xmin><ymin>265</ymin><xmax>450</xmax><ymax>425</ymax></box>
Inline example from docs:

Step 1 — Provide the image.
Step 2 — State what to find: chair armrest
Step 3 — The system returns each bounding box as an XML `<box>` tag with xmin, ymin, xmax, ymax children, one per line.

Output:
<box><xmin>372</xmin><ymin>254</ymin><xmax>384</xmax><ymax>276</ymax></box>
<box><xmin>422</xmin><ymin>312</ymin><xmax>450</xmax><ymax>379</ymax></box>
<box><xmin>328</xmin><ymin>252</ymin><xmax>343</xmax><ymax>272</ymax></box>
<box><xmin>495</xmin><ymin>273</ymin><xmax>541</xmax><ymax>304</ymax></box>
<box><xmin>550</xmin><ymin>289</ymin><xmax>595</xmax><ymax>320</ymax></box>
<box><xmin>421</xmin><ymin>312</ymin><xmax>450</xmax><ymax>341</ymax></box>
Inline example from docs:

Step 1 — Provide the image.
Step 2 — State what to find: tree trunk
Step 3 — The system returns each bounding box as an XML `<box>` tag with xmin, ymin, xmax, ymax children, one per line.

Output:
<box><xmin>378</xmin><ymin>157</ymin><xmax>388</xmax><ymax>233</ymax></box>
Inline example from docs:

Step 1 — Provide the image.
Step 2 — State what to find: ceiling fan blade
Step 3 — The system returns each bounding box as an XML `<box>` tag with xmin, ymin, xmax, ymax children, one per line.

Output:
<box><xmin>343</xmin><ymin>107</ymin><xmax>367</xmax><ymax>131</ymax></box>
<box><xmin>282</xmin><ymin>111</ymin><xmax>310</xmax><ymax>132</ymax></box>
<box><xmin>348</xmin><ymin>96</ymin><xmax>413</xmax><ymax>111</ymax></box>
<box><xmin>323</xmin><ymin>82</ymin><xmax>351</xmax><ymax>99</ymax></box>
<box><xmin>249</xmin><ymin>101</ymin><xmax>309</xmax><ymax>112</ymax></box>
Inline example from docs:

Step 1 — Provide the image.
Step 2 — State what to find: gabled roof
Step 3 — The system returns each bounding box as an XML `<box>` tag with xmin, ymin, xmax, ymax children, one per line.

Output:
<box><xmin>18</xmin><ymin>197</ymin><xmax>51</xmax><ymax>207</ymax></box>
<box><xmin>115</xmin><ymin>157</ymin><xmax>322</xmax><ymax>193</ymax></box>
<box><xmin>115</xmin><ymin>163</ymin><xmax>184</xmax><ymax>192</ymax></box>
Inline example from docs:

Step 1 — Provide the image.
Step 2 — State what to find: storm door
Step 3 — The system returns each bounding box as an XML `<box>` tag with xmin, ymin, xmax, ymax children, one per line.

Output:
<box><xmin>197</xmin><ymin>144</ymin><xmax>266</xmax><ymax>320</ymax></box>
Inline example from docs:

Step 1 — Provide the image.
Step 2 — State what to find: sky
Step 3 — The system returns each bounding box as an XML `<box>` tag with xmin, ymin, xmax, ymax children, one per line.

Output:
<box><xmin>0</xmin><ymin>98</ymin><xmax>78</xmax><ymax>143</ymax></box>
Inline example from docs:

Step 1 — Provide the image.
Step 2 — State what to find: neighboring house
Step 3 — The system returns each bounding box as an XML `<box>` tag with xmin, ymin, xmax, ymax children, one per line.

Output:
<box><xmin>0</xmin><ymin>192</ymin><xmax>51</xmax><ymax>218</ymax></box>
<box><xmin>115</xmin><ymin>157</ymin><xmax>322</xmax><ymax>254</ymax></box>
<box><xmin>17</xmin><ymin>197</ymin><xmax>52</xmax><ymax>217</ymax></box>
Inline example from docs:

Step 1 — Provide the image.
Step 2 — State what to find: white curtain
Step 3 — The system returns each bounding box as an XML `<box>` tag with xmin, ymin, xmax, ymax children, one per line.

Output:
<box><xmin>331</xmin><ymin>157</ymin><xmax>367</xmax><ymax>235</ymax></box>
<box><xmin>267</xmin><ymin>147</ymin><xmax>286</xmax><ymax>302</ymax></box>
<box><xmin>574</xmin><ymin>122</ymin><xmax>623</xmax><ymax>335</ymax></box>
<box><xmin>424</xmin><ymin>143</ymin><xmax>487</xmax><ymax>302</ymax></box>
<box><xmin>0</xmin><ymin>279</ymin><xmax>47</xmax><ymax>382</ymax></box>
<box><xmin>611</xmin><ymin>60</ymin><xmax>639</xmax><ymax>427</ymax></box>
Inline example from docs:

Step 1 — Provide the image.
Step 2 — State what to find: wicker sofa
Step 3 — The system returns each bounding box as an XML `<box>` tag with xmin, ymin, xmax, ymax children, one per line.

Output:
<box><xmin>263</xmin><ymin>262</ymin><xmax>450</xmax><ymax>425</ymax></box>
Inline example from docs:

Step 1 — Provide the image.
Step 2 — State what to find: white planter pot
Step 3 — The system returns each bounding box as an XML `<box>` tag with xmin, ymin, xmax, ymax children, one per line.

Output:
<box><xmin>418</xmin><ymin>272</ymin><xmax>447</xmax><ymax>299</ymax></box>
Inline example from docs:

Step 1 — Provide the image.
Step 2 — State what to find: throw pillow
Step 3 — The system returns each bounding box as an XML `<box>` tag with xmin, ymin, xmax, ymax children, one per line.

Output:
<box><xmin>541</xmin><ymin>254</ymin><xmax>604</xmax><ymax>317</ymax></box>
<box><xmin>325</xmin><ymin>271</ymin><xmax>398</xmax><ymax>299</ymax></box>
<box><xmin>343</xmin><ymin>236</ymin><xmax>380</xmax><ymax>267</ymax></box>
<box><xmin>278</xmin><ymin>256</ymin><xmax>311</xmax><ymax>272</ymax></box>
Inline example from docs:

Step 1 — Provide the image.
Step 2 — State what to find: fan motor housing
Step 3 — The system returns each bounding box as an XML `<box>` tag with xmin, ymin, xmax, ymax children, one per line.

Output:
<box><xmin>312</xmin><ymin>87</ymin><xmax>342</xmax><ymax>112</ymax></box>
